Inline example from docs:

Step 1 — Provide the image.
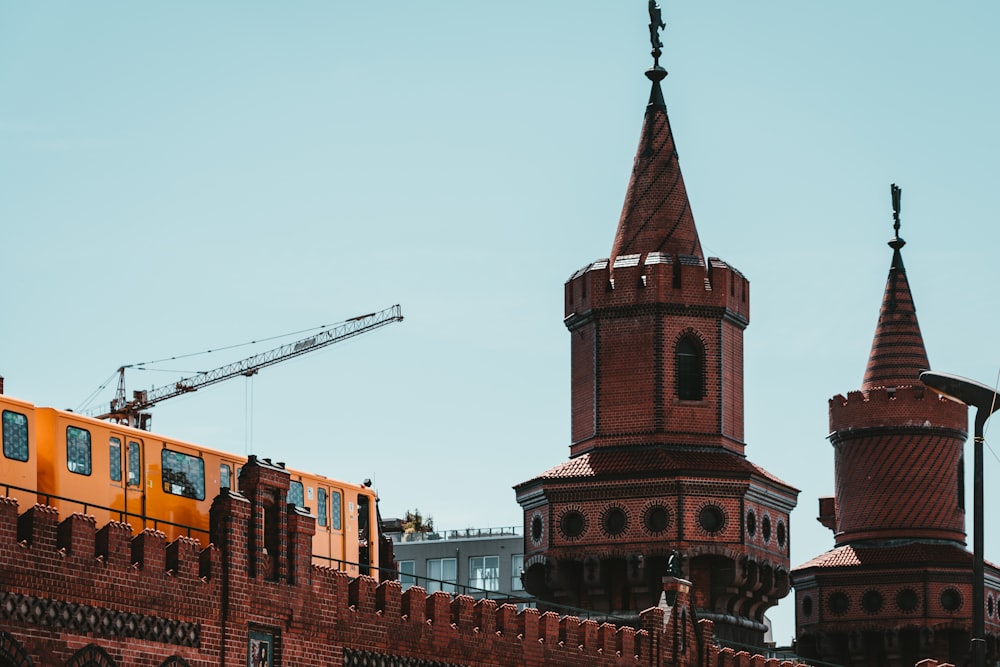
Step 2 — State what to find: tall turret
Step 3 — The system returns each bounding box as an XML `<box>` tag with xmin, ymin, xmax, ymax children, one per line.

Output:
<box><xmin>793</xmin><ymin>186</ymin><xmax>998</xmax><ymax>667</ymax></box>
<box><xmin>515</xmin><ymin>6</ymin><xmax>797</xmax><ymax>647</ymax></box>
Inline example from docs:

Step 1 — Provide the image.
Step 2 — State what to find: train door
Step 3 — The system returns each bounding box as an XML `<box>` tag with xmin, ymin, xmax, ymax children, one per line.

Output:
<box><xmin>219</xmin><ymin>458</ymin><xmax>239</xmax><ymax>492</ymax></box>
<box><xmin>125</xmin><ymin>436</ymin><xmax>144</xmax><ymax>527</ymax></box>
<box><xmin>311</xmin><ymin>483</ymin><xmax>333</xmax><ymax>566</ymax></box>
<box><xmin>357</xmin><ymin>494</ymin><xmax>371</xmax><ymax>576</ymax></box>
<box><xmin>108</xmin><ymin>433</ymin><xmax>145</xmax><ymax>527</ymax></box>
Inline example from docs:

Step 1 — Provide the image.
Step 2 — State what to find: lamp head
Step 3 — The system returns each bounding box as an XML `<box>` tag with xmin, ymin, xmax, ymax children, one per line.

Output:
<box><xmin>920</xmin><ymin>371</ymin><xmax>1000</xmax><ymax>415</ymax></box>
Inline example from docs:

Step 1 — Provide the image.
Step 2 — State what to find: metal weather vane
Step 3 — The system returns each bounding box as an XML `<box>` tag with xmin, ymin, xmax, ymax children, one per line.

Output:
<box><xmin>648</xmin><ymin>1</ymin><xmax>666</xmax><ymax>67</ymax></box>
<box><xmin>891</xmin><ymin>182</ymin><xmax>902</xmax><ymax>238</ymax></box>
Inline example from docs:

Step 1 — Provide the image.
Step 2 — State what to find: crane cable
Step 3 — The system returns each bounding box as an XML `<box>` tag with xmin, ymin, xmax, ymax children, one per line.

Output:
<box><xmin>76</xmin><ymin>319</ymin><xmax>355</xmax><ymax>414</ymax></box>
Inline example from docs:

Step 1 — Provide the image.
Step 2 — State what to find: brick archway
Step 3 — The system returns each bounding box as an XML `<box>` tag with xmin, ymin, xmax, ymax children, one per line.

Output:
<box><xmin>0</xmin><ymin>631</ymin><xmax>33</xmax><ymax>667</ymax></box>
<box><xmin>66</xmin><ymin>644</ymin><xmax>117</xmax><ymax>667</ymax></box>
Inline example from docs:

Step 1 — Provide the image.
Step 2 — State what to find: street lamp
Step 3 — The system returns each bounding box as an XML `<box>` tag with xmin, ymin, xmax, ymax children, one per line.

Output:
<box><xmin>920</xmin><ymin>370</ymin><xmax>1000</xmax><ymax>667</ymax></box>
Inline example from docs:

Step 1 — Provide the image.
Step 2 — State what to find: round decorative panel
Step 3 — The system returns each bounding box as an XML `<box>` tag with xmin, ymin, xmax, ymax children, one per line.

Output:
<box><xmin>699</xmin><ymin>505</ymin><xmax>725</xmax><ymax>533</ymax></box>
<box><xmin>644</xmin><ymin>505</ymin><xmax>671</xmax><ymax>534</ymax></box>
<box><xmin>897</xmin><ymin>588</ymin><xmax>919</xmax><ymax>612</ymax></box>
<box><xmin>559</xmin><ymin>510</ymin><xmax>586</xmax><ymax>539</ymax></box>
<box><xmin>862</xmin><ymin>590</ymin><xmax>883</xmax><ymax>614</ymax></box>
<box><xmin>828</xmin><ymin>591</ymin><xmax>849</xmax><ymax>616</ymax></box>
<box><xmin>601</xmin><ymin>506</ymin><xmax>627</xmax><ymax>536</ymax></box>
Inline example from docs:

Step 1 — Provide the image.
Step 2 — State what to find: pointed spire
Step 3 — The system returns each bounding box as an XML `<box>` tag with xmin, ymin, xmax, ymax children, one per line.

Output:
<box><xmin>609</xmin><ymin>3</ymin><xmax>703</xmax><ymax>269</ymax></box>
<box><xmin>862</xmin><ymin>184</ymin><xmax>930</xmax><ymax>390</ymax></box>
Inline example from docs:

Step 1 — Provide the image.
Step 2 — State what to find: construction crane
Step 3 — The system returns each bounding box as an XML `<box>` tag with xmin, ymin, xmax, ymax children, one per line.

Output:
<box><xmin>97</xmin><ymin>304</ymin><xmax>403</xmax><ymax>430</ymax></box>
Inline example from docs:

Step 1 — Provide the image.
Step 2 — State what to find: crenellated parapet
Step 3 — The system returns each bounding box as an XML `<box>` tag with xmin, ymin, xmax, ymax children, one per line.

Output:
<box><xmin>0</xmin><ymin>478</ymin><xmax>815</xmax><ymax>667</ymax></box>
<box><xmin>565</xmin><ymin>254</ymin><xmax>749</xmax><ymax>327</ymax></box>
<box><xmin>829</xmin><ymin>385</ymin><xmax>968</xmax><ymax>436</ymax></box>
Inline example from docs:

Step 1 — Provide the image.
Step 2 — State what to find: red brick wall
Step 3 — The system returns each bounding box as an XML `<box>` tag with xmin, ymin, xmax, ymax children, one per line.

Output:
<box><xmin>0</xmin><ymin>468</ymin><xmax>811</xmax><ymax>667</ymax></box>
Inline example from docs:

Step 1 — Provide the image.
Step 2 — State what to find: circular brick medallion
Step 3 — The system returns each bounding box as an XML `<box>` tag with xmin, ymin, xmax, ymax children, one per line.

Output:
<box><xmin>862</xmin><ymin>589</ymin><xmax>883</xmax><ymax>614</ymax></box>
<box><xmin>559</xmin><ymin>510</ymin><xmax>586</xmax><ymax>539</ymax></box>
<box><xmin>644</xmin><ymin>505</ymin><xmax>671</xmax><ymax>534</ymax></box>
<box><xmin>601</xmin><ymin>506</ymin><xmax>627</xmax><ymax>536</ymax></box>
<box><xmin>941</xmin><ymin>588</ymin><xmax>962</xmax><ymax>612</ymax></box>
<box><xmin>828</xmin><ymin>591</ymin><xmax>849</xmax><ymax>615</ymax></box>
<box><xmin>897</xmin><ymin>588</ymin><xmax>919</xmax><ymax>612</ymax></box>
<box><xmin>699</xmin><ymin>505</ymin><xmax>725</xmax><ymax>534</ymax></box>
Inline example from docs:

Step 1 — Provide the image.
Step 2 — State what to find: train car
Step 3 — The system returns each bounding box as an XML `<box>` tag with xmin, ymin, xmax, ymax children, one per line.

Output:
<box><xmin>0</xmin><ymin>393</ymin><xmax>378</xmax><ymax>579</ymax></box>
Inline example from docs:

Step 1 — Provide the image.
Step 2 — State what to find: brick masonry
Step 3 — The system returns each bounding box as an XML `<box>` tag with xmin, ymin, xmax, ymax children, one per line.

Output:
<box><xmin>0</xmin><ymin>461</ymin><xmax>813</xmax><ymax>667</ymax></box>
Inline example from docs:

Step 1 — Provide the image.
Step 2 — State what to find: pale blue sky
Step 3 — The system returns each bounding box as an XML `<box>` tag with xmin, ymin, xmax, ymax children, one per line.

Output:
<box><xmin>3</xmin><ymin>2</ymin><xmax>1000</xmax><ymax>645</ymax></box>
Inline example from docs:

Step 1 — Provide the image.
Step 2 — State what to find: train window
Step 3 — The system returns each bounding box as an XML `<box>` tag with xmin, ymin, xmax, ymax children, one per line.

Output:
<box><xmin>161</xmin><ymin>449</ymin><xmax>205</xmax><ymax>500</ymax></box>
<box><xmin>220</xmin><ymin>464</ymin><xmax>232</xmax><ymax>490</ymax></box>
<box><xmin>288</xmin><ymin>481</ymin><xmax>304</xmax><ymax>508</ymax></box>
<box><xmin>109</xmin><ymin>437</ymin><xmax>122</xmax><ymax>482</ymax></box>
<box><xmin>66</xmin><ymin>426</ymin><xmax>92</xmax><ymax>475</ymax></box>
<box><xmin>331</xmin><ymin>490</ymin><xmax>342</xmax><ymax>530</ymax></box>
<box><xmin>127</xmin><ymin>441</ymin><xmax>141</xmax><ymax>487</ymax></box>
<box><xmin>2</xmin><ymin>411</ymin><xmax>28</xmax><ymax>462</ymax></box>
<box><xmin>317</xmin><ymin>488</ymin><xmax>328</xmax><ymax>527</ymax></box>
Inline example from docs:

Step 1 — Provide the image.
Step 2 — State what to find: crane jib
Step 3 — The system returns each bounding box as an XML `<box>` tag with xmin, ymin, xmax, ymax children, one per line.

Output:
<box><xmin>97</xmin><ymin>304</ymin><xmax>403</xmax><ymax>426</ymax></box>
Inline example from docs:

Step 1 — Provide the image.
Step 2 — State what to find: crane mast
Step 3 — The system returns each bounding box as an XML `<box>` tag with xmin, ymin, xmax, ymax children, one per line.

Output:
<box><xmin>98</xmin><ymin>304</ymin><xmax>403</xmax><ymax>429</ymax></box>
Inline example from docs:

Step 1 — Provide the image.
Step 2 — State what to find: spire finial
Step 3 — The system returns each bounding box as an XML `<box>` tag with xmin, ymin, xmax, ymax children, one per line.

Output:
<box><xmin>889</xmin><ymin>183</ymin><xmax>905</xmax><ymax>250</ymax></box>
<box><xmin>647</xmin><ymin>1</ymin><xmax>668</xmax><ymax>81</ymax></box>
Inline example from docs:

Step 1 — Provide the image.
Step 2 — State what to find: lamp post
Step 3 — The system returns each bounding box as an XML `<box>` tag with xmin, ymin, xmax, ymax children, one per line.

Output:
<box><xmin>920</xmin><ymin>370</ymin><xmax>1000</xmax><ymax>667</ymax></box>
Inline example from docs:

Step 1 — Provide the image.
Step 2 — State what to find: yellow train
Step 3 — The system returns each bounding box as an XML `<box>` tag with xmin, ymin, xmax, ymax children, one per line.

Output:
<box><xmin>0</xmin><ymin>392</ymin><xmax>380</xmax><ymax>579</ymax></box>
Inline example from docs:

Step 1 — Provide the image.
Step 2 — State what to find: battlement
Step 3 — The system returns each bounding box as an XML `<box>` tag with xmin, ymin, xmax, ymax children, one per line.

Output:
<box><xmin>1</xmin><ymin>498</ymin><xmax>215</xmax><ymax>584</ymax></box>
<box><xmin>0</xmin><ymin>475</ymin><xmax>812</xmax><ymax>667</ymax></box>
<box><xmin>829</xmin><ymin>385</ymin><xmax>969</xmax><ymax>435</ymax></box>
<box><xmin>565</xmin><ymin>253</ymin><xmax>749</xmax><ymax>325</ymax></box>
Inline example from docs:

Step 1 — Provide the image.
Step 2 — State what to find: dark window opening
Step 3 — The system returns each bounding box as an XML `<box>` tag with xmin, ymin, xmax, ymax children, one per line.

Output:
<box><xmin>358</xmin><ymin>495</ymin><xmax>371</xmax><ymax>575</ymax></box>
<box><xmin>287</xmin><ymin>481</ymin><xmax>305</xmax><ymax>508</ymax></box>
<box><xmin>317</xmin><ymin>488</ymin><xmax>328</xmax><ymax>527</ymax></box>
<box><xmin>897</xmin><ymin>588</ymin><xmax>919</xmax><ymax>612</ymax></box>
<box><xmin>603</xmin><ymin>507</ymin><xmax>627</xmax><ymax>536</ymax></box>
<box><xmin>531</xmin><ymin>515</ymin><xmax>543</xmax><ymax>541</ymax></box>
<box><xmin>66</xmin><ymin>426</ymin><xmax>92</xmax><ymax>475</ymax></box>
<box><xmin>645</xmin><ymin>506</ymin><xmax>671</xmax><ymax>533</ymax></box>
<box><xmin>109</xmin><ymin>437</ymin><xmax>122</xmax><ymax>482</ymax></box>
<box><xmin>127</xmin><ymin>441</ymin><xmax>141</xmax><ymax>487</ymax></box>
<box><xmin>161</xmin><ymin>449</ymin><xmax>205</xmax><ymax>500</ymax></box>
<box><xmin>862</xmin><ymin>590</ymin><xmax>883</xmax><ymax>614</ymax></box>
<box><xmin>676</xmin><ymin>336</ymin><xmax>704</xmax><ymax>401</ymax></box>
<box><xmin>699</xmin><ymin>505</ymin><xmax>725</xmax><ymax>533</ymax></box>
<box><xmin>560</xmin><ymin>510</ymin><xmax>585</xmax><ymax>538</ymax></box>
<box><xmin>2</xmin><ymin>410</ymin><xmax>28</xmax><ymax>462</ymax></box>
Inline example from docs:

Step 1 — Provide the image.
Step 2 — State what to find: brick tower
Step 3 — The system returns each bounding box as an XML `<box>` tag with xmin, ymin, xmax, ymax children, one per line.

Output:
<box><xmin>514</xmin><ymin>9</ymin><xmax>798</xmax><ymax>647</ymax></box>
<box><xmin>792</xmin><ymin>187</ymin><xmax>1000</xmax><ymax>666</ymax></box>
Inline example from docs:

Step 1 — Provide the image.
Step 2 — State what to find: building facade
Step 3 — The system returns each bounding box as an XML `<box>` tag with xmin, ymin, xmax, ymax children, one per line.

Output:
<box><xmin>792</xmin><ymin>208</ymin><xmax>1000</xmax><ymax>666</ymax></box>
<box><xmin>386</xmin><ymin>524</ymin><xmax>529</xmax><ymax>603</ymax></box>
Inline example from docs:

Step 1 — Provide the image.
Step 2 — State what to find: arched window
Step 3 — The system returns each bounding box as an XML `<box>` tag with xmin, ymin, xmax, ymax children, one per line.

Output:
<box><xmin>66</xmin><ymin>645</ymin><xmax>117</xmax><ymax>667</ymax></box>
<box><xmin>159</xmin><ymin>658</ymin><xmax>191</xmax><ymax>667</ymax></box>
<box><xmin>0</xmin><ymin>631</ymin><xmax>33</xmax><ymax>667</ymax></box>
<box><xmin>676</xmin><ymin>336</ymin><xmax>704</xmax><ymax>401</ymax></box>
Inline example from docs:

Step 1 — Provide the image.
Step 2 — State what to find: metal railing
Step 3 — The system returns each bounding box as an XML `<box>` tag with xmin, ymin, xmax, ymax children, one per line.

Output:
<box><xmin>0</xmin><ymin>483</ymin><xmax>209</xmax><ymax>542</ymax></box>
<box><xmin>388</xmin><ymin>525</ymin><xmax>522</xmax><ymax>543</ymax></box>
<box><xmin>310</xmin><ymin>557</ymin><xmax>636</xmax><ymax>625</ymax></box>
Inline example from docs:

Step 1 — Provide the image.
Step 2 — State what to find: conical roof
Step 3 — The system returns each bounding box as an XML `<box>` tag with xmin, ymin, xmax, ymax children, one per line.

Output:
<box><xmin>862</xmin><ymin>201</ymin><xmax>929</xmax><ymax>390</ymax></box>
<box><xmin>609</xmin><ymin>69</ymin><xmax>703</xmax><ymax>268</ymax></box>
